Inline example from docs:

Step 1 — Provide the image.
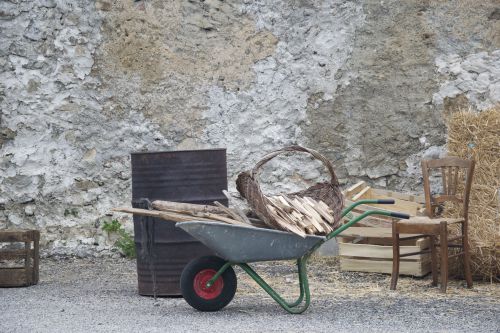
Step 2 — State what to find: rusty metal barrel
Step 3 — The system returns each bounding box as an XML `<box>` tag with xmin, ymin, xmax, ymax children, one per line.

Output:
<box><xmin>131</xmin><ymin>149</ymin><xmax>227</xmax><ymax>296</ymax></box>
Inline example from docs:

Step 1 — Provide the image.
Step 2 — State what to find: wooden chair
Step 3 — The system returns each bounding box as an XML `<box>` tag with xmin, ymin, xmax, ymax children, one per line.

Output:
<box><xmin>391</xmin><ymin>157</ymin><xmax>474</xmax><ymax>292</ymax></box>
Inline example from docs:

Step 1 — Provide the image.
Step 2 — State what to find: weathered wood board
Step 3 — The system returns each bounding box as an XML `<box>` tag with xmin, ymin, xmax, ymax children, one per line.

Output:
<box><xmin>343</xmin><ymin>181</ymin><xmax>425</xmax><ymax>217</ymax></box>
<box><xmin>0</xmin><ymin>230</ymin><xmax>39</xmax><ymax>287</ymax></box>
<box><xmin>340</xmin><ymin>258</ymin><xmax>431</xmax><ymax>276</ymax></box>
<box><xmin>338</xmin><ymin>226</ymin><xmax>431</xmax><ymax>277</ymax></box>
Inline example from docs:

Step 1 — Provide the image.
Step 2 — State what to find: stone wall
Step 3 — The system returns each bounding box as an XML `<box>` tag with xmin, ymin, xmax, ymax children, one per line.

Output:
<box><xmin>0</xmin><ymin>0</ymin><xmax>498</xmax><ymax>256</ymax></box>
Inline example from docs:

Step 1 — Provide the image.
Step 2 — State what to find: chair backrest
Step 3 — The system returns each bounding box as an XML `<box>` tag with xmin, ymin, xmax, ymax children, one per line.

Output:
<box><xmin>421</xmin><ymin>157</ymin><xmax>475</xmax><ymax>220</ymax></box>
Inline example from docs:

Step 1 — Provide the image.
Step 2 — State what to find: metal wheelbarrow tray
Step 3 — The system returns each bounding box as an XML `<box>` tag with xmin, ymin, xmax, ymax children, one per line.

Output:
<box><xmin>176</xmin><ymin>200</ymin><xmax>410</xmax><ymax>314</ymax></box>
<box><xmin>177</xmin><ymin>222</ymin><xmax>325</xmax><ymax>262</ymax></box>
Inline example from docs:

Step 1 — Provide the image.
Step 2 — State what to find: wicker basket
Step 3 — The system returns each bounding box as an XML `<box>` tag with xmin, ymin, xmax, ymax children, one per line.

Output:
<box><xmin>236</xmin><ymin>146</ymin><xmax>344</xmax><ymax>230</ymax></box>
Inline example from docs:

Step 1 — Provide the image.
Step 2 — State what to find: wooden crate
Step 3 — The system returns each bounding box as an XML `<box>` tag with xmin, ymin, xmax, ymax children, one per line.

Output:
<box><xmin>0</xmin><ymin>230</ymin><xmax>40</xmax><ymax>287</ymax></box>
<box><xmin>338</xmin><ymin>227</ymin><xmax>431</xmax><ymax>277</ymax></box>
<box><xmin>343</xmin><ymin>181</ymin><xmax>426</xmax><ymax>222</ymax></box>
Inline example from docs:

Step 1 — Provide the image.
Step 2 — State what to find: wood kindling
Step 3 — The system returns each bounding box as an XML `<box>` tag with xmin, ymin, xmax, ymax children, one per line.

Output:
<box><xmin>114</xmin><ymin>193</ymin><xmax>339</xmax><ymax>237</ymax></box>
<box><xmin>258</xmin><ymin>194</ymin><xmax>338</xmax><ymax>237</ymax></box>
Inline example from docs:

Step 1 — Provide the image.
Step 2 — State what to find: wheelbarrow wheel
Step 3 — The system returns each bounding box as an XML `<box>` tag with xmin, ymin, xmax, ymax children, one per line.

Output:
<box><xmin>181</xmin><ymin>256</ymin><xmax>237</xmax><ymax>312</ymax></box>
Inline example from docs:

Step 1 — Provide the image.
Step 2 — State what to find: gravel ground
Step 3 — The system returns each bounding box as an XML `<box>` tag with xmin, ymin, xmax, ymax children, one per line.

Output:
<box><xmin>0</xmin><ymin>257</ymin><xmax>498</xmax><ymax>333</ymax></box>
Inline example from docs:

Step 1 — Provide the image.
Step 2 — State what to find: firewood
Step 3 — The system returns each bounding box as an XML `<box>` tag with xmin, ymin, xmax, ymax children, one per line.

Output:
<box><xmin>267</xmin><ymin>196</ymin><xmax>316</xmax><ymax>234</ymax></box>
<box><xmin>303</xmin><ymin>197</ymin><xmax>335</xmax><ymax>224</ymax></box>
<box><xmin>113</xmin><ymin>207</ymin><xmax>211</xmax><ymax>222</ymax></box>
<box><xmin>213</xmin><ymin>201</ymin><xmax>248</xmax><ymax>224</ymax></box>
<box><xmin>248</xmin><ymin>218</ymin><xmax>271</xmax><ymax>228</ymax></box>
<box><xmin>266</xmin><ymin>205</ymin><xmax>306</xmax><ymax>238</ymax></box>
<box><xmin>152</xmin><ymin>200</ymin><xmax>226</xmax><ymax>215</ymax></box>
<box><xmin>113</xmin><ymin>207</ymin><xmax>248</xmax><ymax>226</ymax></box>
<box><xmin>288</xmin><ymin>197</ymin><xmax>325</xmax><ymax>233</ymax></box>
<box><xmin>222</xmin><ymin>190</ymin><xmax>252</xmax><ymax>224</ymax></box>
<box><xmin>193</xmin><ymin>211</ymin><xmax>250</xmax><ymax>226</ymax></box>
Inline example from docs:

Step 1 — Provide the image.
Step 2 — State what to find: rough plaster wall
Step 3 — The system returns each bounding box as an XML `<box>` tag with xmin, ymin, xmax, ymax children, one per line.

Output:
<box><xmin>0</xmin><ymin>0</ymin><xmax>499</xmax><ymax>256</ymax></box>
<box><xmin>202</xmin><ymin>0</ymin><xmax>365</xmax><ymax>193</ymax></box>
<box><xmin>304</xmin><ymin>0</ymin><xmax>500</xmax><ymax>191</ymax></box>
<box><xmin>0</xmin><ymin>0</ymin><xmax>170</xmax><ymax>256</ymax></box>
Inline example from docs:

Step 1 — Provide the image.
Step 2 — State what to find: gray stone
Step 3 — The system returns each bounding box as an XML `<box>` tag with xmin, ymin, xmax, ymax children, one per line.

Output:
<box><xmin>434</xmin><ymin>50</ymin><xmax>500</xmax><ymax>109</ymax></box>
<box><xmin>24</xmin><ymin>205</ymin><xmax>35</xmax><ymax>216</ymax></box>
<box><xmin>489</xmin><ymin>83</ymin><xmax>500</xmax><ymax>102</ymax></box>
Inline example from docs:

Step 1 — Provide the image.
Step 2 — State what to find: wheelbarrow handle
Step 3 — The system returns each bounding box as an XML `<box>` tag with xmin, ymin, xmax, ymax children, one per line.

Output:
<box><xmin>388</xmin><ymin>212</ymin><xmax>410</xmax><ymax>219</ymax></box>
<box><xmin>376</xmin><ymin>199</ymin><xmax>395</xmax><ymax>204</ymax></box>
<box><xmin>341</xmin><ymin>199</ymin><xmax>393</xmax><ymax>218</ymax></box>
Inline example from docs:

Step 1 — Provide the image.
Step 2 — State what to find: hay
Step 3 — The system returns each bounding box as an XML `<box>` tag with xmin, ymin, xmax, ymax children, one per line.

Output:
<box><xmin>446</xmin><ymin>105</ymin><xmax>500</xmax><ymax>281</ymax></box>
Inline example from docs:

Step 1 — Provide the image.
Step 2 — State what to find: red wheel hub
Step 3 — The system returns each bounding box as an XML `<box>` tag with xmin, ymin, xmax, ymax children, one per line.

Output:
<box><xmin>193</xmin><ymin>269</ymin><xmax>224</xmax><ymax>300</ymax></box>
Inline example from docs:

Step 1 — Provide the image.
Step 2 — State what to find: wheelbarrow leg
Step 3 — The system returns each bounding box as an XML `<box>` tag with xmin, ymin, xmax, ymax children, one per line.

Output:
<box><xmin>287</xmin><ymin>259</ymin><xmax>306</xmax><ymax>308</ymax></box>
<box><xmin>238</xmin><ymin>257</ymin><xmax>311</xmax><ymax>314</ymax></box>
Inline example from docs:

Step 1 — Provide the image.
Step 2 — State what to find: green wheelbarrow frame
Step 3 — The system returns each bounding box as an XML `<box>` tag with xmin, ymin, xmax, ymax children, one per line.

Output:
<box><xmin>179</xmin><ymin>199</ymin><xmax>409</xmax><ymax>314</ymax></box>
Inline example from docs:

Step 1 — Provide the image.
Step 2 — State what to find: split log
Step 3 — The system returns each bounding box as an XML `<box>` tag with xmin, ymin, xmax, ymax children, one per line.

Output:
<box><xmin>222</xmin><ymin>190</ymin><xmax>252</xmax><ymax>224</ymax></box>
<box><xmin>113</xmin><ymin>207</ymin><xmax>211</xmax><ymax>222</ymax></box>
<box><xmin>266</xmin><ymin>205</ymin><xmax>306</xmax><ymax>238</ymax></box>
<box><xmin>288</xmin><ymin>197</ymin><xmax>325</xmax><ymax>233</ymax></box>
<box><xmin>113</xmin><ymin>207</ymin><xmax>248</xmax><ymax>226</ymax></box>
<box><xmin>152</xmin><ymin>200</ymin><xmax>226</xmax><ymax>215</ymax></box>
<box><xmin>303</xmin><ymin>197</ymin><xmax>335</xmax><ymax>224</ymax></box>
<box><xmin>213</xmin><ymin>201</ymin><xmax>248</xmax><ymax>224</ymax></box>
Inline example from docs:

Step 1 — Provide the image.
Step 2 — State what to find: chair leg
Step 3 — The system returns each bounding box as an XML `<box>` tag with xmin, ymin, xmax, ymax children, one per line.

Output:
<box><xmin>440</xmin><ymin>222</ymin><xmax>448</xmax><ymax>293</ymax></box>
<box><xmin>462</xmin><ymin>224</ymin><xmax>473</xmax><ymax>288</ymax></box>
<box><xmin>429</xmin><ymin>236</ymin><xmax>438</xmax><ymax>286</ymax></box>
<box><xmin>391</xmin><ymin>222</ymin><xmax>400</xmax><ymax>290</ymax></box>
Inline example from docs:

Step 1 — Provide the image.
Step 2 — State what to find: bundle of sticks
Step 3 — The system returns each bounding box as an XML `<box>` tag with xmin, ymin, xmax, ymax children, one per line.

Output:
<box><xmin>263</xmin><ymin>195</ymin><xmax>335</xmax><ymax>237</ymax></box>
<box><xmin>113</xmin><ymin>200</ymin><xmax>264</xmax><ymax>228</ymax></box>
<box><xmin>113</xmin><ymin>192</ymin><xmax>336</xmax><ymax>238</ymax></box>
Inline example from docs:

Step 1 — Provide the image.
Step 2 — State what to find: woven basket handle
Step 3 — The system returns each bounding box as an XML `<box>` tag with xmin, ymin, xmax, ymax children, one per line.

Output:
<box><xmin>251</xmin><ymin>145</ymin><xmax>340</xmax><ymax>185</ymax></box>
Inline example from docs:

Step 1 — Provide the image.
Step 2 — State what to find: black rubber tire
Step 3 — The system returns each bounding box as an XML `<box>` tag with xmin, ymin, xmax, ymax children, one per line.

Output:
<box><xmin>180</xmin><ymin>256</ymin><xmax>237</xmax><ymax>312</ymax></box>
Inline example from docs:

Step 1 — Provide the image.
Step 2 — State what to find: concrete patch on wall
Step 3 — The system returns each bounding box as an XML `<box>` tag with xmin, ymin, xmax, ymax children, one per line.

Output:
<box><xmin>202</xmin><ymin>0</ymin><xmax>365</xmax><ymax>193</ymax></box>
<box><xmin>97</xmin><ymin>0</ymin><xmax>277</xmax><ymax>145</ymax></box>
<box><xmin>303</xmin><ymin>0</ymin><xmax>500</xmax><ymax>192</ymax></box>
<box><xmin>303</xmin><ymin>0</ymin><xmax>445</xmax><ymax>191</ymax></box>
<box><xmin>433</xmin><ymin>51</ymin><xmax>500</xmax><ymax>110</ymax></box>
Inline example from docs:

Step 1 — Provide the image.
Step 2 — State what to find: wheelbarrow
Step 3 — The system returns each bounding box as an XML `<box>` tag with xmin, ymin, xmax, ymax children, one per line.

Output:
<box><xmin>176</xmin><ymin>199</ymin><xmax>410</xmax><ymax>314</ymax></box>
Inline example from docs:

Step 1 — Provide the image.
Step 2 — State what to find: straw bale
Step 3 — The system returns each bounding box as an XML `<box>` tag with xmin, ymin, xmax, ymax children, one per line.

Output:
<box><xmin>446</xmin><ymin>105</ymin><xmax>500</xmax><ymax>281</ymax></box>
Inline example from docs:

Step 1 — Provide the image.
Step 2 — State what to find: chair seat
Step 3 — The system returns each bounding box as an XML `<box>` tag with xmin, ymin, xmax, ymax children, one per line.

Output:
<box><xmin>396</xmin><ymin>216</ymin><xmax>464</xmax><ymax>234</ymax></box>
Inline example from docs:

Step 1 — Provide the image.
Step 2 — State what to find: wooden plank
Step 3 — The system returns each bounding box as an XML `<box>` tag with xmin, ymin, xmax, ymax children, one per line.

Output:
<box><xmin>339</xmin><ymin>243</ymin><xmax>429</xmax><ymax>260</ymax></box>
<box><xmin>348</xmin><ymin>193</ymin><xmax>422</xmax><ymax>215</ymax></box>
<box><xmin>112</xmin><ymin>207</ymin><xmax>248</xmax><ymax>226</ymax></box>
<box><xmin>371</xmin><ymin>188</ymin><xmax>425</xmax><ymax>204</ymax></box>
<box><xmin>342</xmin><ymin>210</ymin><xmax>393</xmax><ymax>227</ymax></box>
<box><xmin>114</xmin><ymin>207</ymin><xmax>208</xmax><ymax>221</ymax></box>
<box><xmin>345</xmin><ymin>185</ymin><xmax>426</xmax><ymax>216</ymax></box>
<box><xmin>0</xmin><ymin>231</ymin><xmax>35</xmax><ymax>242</ymax></box>
<box><xmin>340</xmin><ymin>258</ymin><xmax>431</xmax><ymax>276</ymax></box>
<box><xmin>0</xmin><ymin>249</ymin><xmax>33</xmax><ymax>260</ymax></box>
<box><xmin>33</xmin><ymin>232</ymin><xmax>39</xmax><ymax>284</ymax></box>
<box><xmin>339</xmin><ymin>235</ymin><xmax>427</xmax><ymax>247</ymax></box>
<box><xmin>367</xmin><ymin>198</ymin><xmax>422</xmax><ymax>216</ymax></box>
<box><xmin>0</xmin><ymin>268</ymin><xmax>31</xmax><ymax>287</ymax></box>
<box><xmin>338</xmin><ymin>227</ymin><xmax>421</xmax><ymax>239</ymax></box>
<box><xmin>350</xmin><ymin>186</ymin><xmax>371</xmax><ymax>201</ymax></box>
<box><xmin>343</xmin><ymin>181</ymin><xmax>367</xmax><ymax>198</ymax></box>
<box><xmin>344</xmin><ymin>200</ymin><xmax>394</xmax><ymax>221</ymax></box>
<box><xmin>152</xmin><ymin>200</ymin><xmax>226</xmax><ymax>214</ymax></box>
